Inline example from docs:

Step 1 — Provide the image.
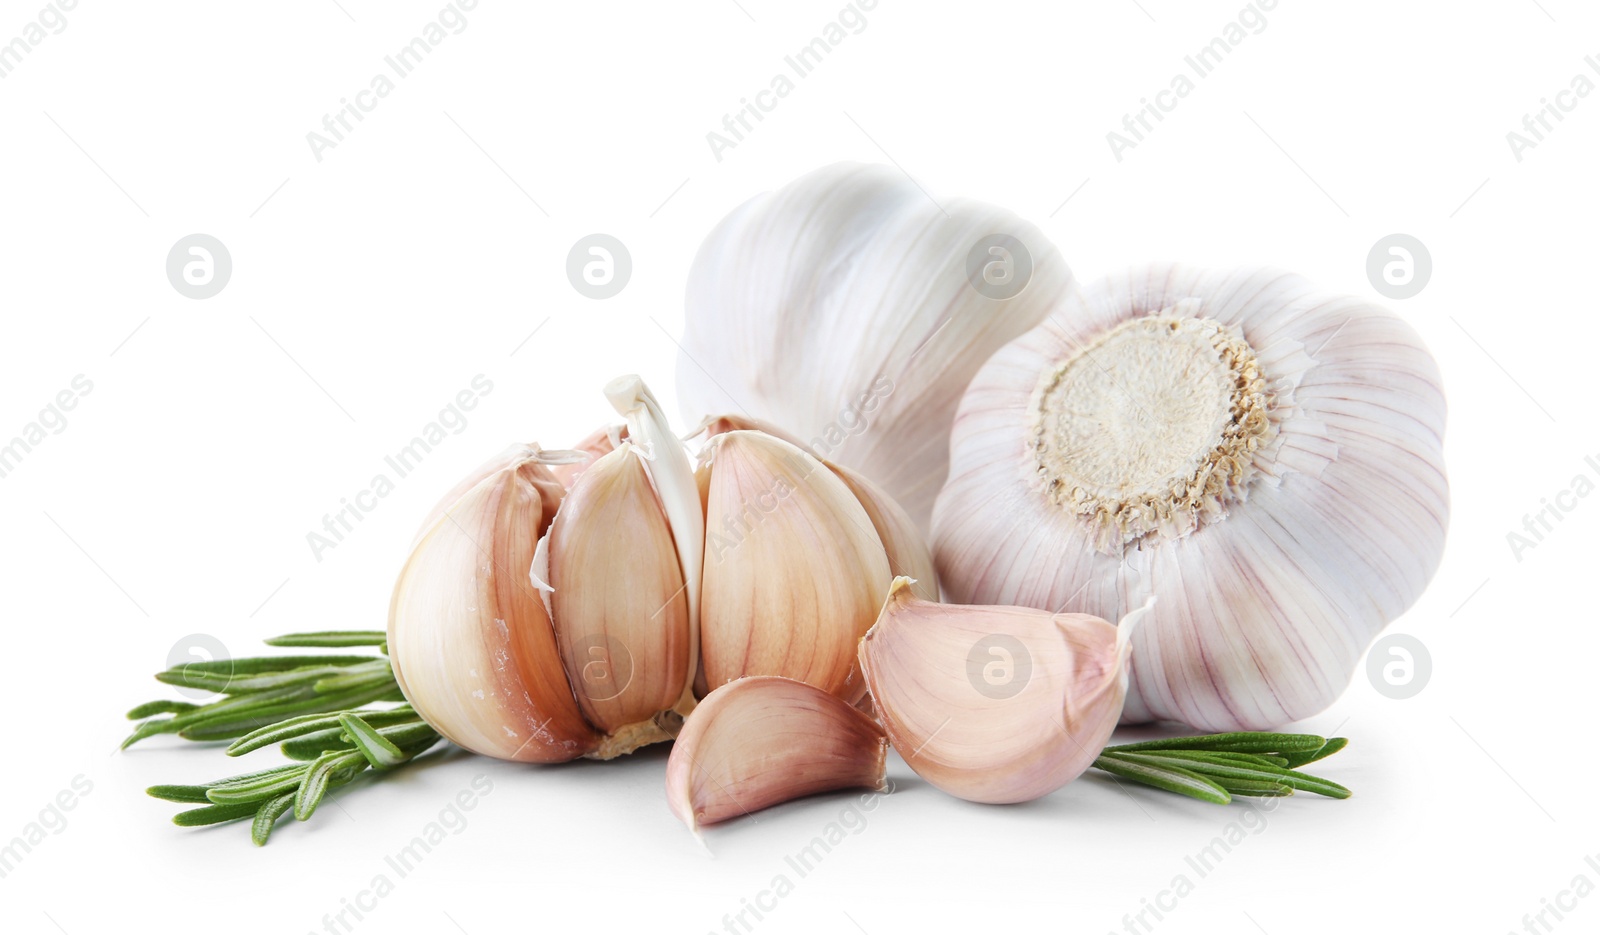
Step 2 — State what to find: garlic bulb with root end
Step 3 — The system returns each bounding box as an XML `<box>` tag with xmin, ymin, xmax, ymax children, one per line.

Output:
<box><xmin>858</xmin><ymin>578</ymin><xmax>1144</xmax><ymax>805</ymax></box>
<box><xmin>932</xmin><ymin>264</ymin><xmax>1450</xmax><ymax>732</ymax></box>
<box><xmin>388</xmin><ymin>453</ymin><xmax>601</xmax><ymax>762</ymax></box>
<box><xmin>665</xmin><ymin>676</ymin><xmax>888</xmax><ymax>832</ymax></box>
<box><xmin>677</xmin><ymin>162</ymin><xmax>1072</xmax><ymax>530</ymax></box>
<box><xmin>696</xmin><ymin>430</ymin><xmax>891</xmax><ymax>701</ymax></box>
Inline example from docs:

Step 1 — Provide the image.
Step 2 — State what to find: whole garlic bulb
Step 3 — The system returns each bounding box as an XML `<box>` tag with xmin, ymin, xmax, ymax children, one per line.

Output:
<box><xmin>677</xmin><ymin>162</ymin><xmax>1072</xmax><ymax>529</ymax></box>
<box><xmin>933</xmin><ymin>265</ymin><xmax>1449</xmax><ymax>732</ymax></box>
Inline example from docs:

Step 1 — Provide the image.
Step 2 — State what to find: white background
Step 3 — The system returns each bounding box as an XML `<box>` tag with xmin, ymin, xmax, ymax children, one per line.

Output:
<box><xmin>1</xmin><ymin>1</ymin><xmax>1595</xmax><ymax>933</ymax></box>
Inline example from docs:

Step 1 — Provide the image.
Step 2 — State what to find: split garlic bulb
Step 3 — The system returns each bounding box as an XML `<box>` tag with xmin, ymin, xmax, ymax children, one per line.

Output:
<box><xmin>932</xmin><ymin>265</ymin><xmax>1449</xmax><ymax>732</ymax></box>
<box><xmin>858</xmin><ymin>578</ymin><xmax>1140</xmax><ymax>805</ymax></box>
<box><xmin>677</xmin><ymin>162</ymin><xmax>1072</xmax><ymax>529</ymax></box>
<box><xmin>388</xmin><ymin>376</ymin><xmax>934</xmax><ymax>763</ymax></box>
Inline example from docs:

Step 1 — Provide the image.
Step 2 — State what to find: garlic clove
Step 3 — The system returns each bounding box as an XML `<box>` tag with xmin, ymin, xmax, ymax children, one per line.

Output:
<box><xmin>546</xmin><ymin>443</ymin><xmax>690</xmax><ymax>756</ymax></box>
<box><xmin>828</xmin><ymin>461</ymin><xmax>939</xmax><ymax>602</ymax></box>
<box><xmin>932</xmin><ymin>264</ymin><xmax>1449</xmax><ymax>731</ymax></box>
<box><xmin>412</xmin><ymin>443</ymin><xmax>570</xmax><ymax>544</ymax></box>
<box><xmin>697</xmin><ymin>413</ymin><xmax>937</xmax><ymax>599</ymax></box>
<box><xmin>607</xmin><ymin>375</ymin><xmax>705</xmax><ymax>715</ymax></box>
<box><xmin>388</xmin><ymin>461</ymin><xmax>600</xmax><ymax>762</ymax></box>
<box><xmin>548</xmin><ymin>424</ymin><xmax>624</xmax><ymax>489</ymax></box>
<box><xmin>665</xmin><ymin>676</ymin><xmax>887</xmax><ymax>831</ymax></box>
<box><xmin>699</xmin><ymin>431</ymin><xmax>891</xmax><ymax>701</ymax></box>
<box><xmin>678</xmin><ymin>163</ymin><xmax>1073</xmax><ymax>531</ymax></box>
<box><xmin>858</xmin><ymin>578</ymin><xmax>1136</xmax><ymax>805</ymax></box>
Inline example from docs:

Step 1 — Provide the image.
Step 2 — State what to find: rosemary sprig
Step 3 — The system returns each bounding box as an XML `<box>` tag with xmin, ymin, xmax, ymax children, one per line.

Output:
<box><xmin>126</xmin><ymin>630</ymin><xmax>444</xmax><ymax>845</ymax></box>
<box><xmin>1091</xmin><ymin>732</ymin><xmax>1352</xmax><ymax>805</ymax></box>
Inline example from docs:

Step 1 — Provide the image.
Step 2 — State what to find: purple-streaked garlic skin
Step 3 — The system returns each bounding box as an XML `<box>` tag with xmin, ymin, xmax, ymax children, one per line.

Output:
<box><xmin>665</xmin><ymin>676</ymin><xmax>888</xmax><ymax>830</ymax></box>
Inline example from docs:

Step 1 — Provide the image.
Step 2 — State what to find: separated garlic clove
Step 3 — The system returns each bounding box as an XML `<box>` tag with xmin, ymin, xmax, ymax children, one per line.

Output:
<box><xmin>546</xmin><ymin>443</ymin><xmax>691</xmax><ymax>757</ymax></box>
<box><xmin>858</xmin><ymin>578</ymin><xmax>1137</xmax><ymax>805</ymax></box>
<box><xmin>698</xmin><ymin>431</ymin><xmax>891</xmax><ymax>701</ymax></box>
<box><xmin>678</xmin><ymin>163</ymin><xmax>1073</xmax><ymax>530</ymax></box>
<box><xmin>388</xmin><ymin>459</ymin><xmax>600</xmax><ymax>763</ymax></box>
<box><xmin>697</xmin><ymin>413</ymin><xmax>938</xmax><ymax>600</ymax></box>
<box><xmin>933</xmin><ymin>264</ymin><xmax>1449</xmax><ymax>732</ymax></box>
<box><xmin>665</xmin><ymin>676</ymin><xmax>887</xmax><ymax>831</ymax></box>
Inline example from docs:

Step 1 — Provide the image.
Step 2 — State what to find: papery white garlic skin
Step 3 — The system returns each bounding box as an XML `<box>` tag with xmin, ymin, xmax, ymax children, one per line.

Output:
<box><xmin>698</xmin><ymin>430</ymin><xmax>892</xmax><ymax>702</ymax></box>
<box><xmin>677</xmin><ymin>162</ymin><xmax>1072</xmax><ymax>530</ymax></box>
<box><xmin>389</xmin><ymin>456</ymin><xmax>599</xmax><ymax>763</ymax></box>
<box><xmin>933</xmin><ymin>264</ymin><xmax>1450</xmax><ymax>732</ymax></box>
<box><xmin>665</xmin><ymin>676</ymin><xmax>887</xmax><ymax>831</ymax></box>
<box><xmin>858</xmin><ymin>578</ymin><xmax>1131</xmax><ymax>805</ymax></box>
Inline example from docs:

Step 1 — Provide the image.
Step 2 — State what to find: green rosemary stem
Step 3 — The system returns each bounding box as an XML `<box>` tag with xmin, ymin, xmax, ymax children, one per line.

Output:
<box><xmin>1091</xmin><ymin>732</ymin><xmax>1353</xmax><ymax>805</ymax></box>
<box><xmin>130</xmin><ymin>629</ymin><xmax>445</xmax><ymax>845</ymax></box>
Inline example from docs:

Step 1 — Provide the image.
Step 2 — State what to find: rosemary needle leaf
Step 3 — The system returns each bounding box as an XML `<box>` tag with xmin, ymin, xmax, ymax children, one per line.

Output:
<box><xmin>1204</xmin><ymin>777</ymin><xmax>1295</xmax><ymax>797</ymax></box>
<box><xmin>121</xmin><ymin>719</ymin><xmax>183</xmax><ymax>749</ymax></box>
<box><xmin>295</xmin><ymin>751</ymin><xmax>369</xmax><ymax>821</ymax></box>
<box><xmin>160</xmin><ymin>654</ymin><xmax>378</xmax><ymax>677</ymax></box>
<box><xmin>1092</xmin><ymin>755</ymin><xmax>1232</xmax><ymax>805</ymax></box>
<box><xmin>172</xmin><ymin>683</ymin><xmax>406</xmax><ymax>743</ymax></box>
<box><xmin>1198</xmin><ymin>752</ymin><xmax>1291</xmax><ymax>769</ymax></box>
<box><xmin>126</xmin><ymin>700</ymin><xmax>200</xmax><ymax>720</ymax></box>
<box><xmin>252</xmin><ymin>794</ymin><xmax>297</xmax><ymax>847</ymax></box>
<box><xmin>173</xmin><ymin>802</ymin><xmax>259</xmax><ymax>828</ymax></box>
<box><xmin>147</xmin><ymin>784</ymin><xmax>213</xmax><ymax>804</ymax></box>
<box><xmin>159</xmin><ymin>664</ymin><xmax>377</xmax><ymax>695</ymax></box>
<box><xmin>1107</xmin><ymin>732</ymin><xmax>1327</xmax><ymax>755</ymax></box>
<box><xmin>1114</xmin><ymin>752</ymin><xmax>1353</xmax><ymax>800</ymax></box>
<box><xmin>266</xmin><ymin>631</ymin><xmax>388</xmax><ymax>648</ymax></box>
<box><xmin>280</xmin><ymin>730</ymin><xmax>356</xmax><ymax>761</ymax></box>
<box><xmin>206</xmin><ymin>767</ymin><xmax>310</xmax><ymax>806</ymax></box>
<box><xmin>1281</xmin><ymin>737</ymin><xmax>1349</xmax><ymax>769</ymax></box>
<box><xmin>340</xmin><ymin>713</ymin><xmax>406</xmax><ymax>768</ymax></box>
<box><xmin>226</xmin><ymin>704</ymin><xmax>416</xmax><ymax>756</ymax></box>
